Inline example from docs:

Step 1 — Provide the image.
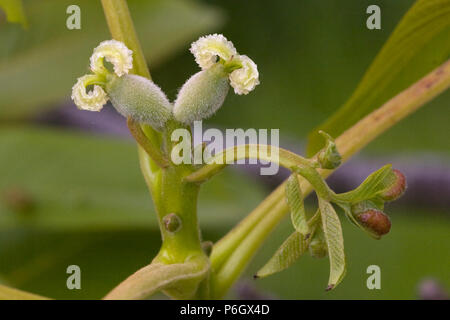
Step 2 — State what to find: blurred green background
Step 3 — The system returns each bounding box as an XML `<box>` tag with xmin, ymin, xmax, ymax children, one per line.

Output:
<box><xmin>0</xmin><ymin>0</ymin><xmax>449</xmax><ymax>299</ymax></box>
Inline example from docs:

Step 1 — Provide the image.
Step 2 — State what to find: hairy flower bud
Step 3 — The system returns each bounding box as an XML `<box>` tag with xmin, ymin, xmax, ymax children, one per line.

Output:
<box><xmin>317</xmin><ymin>131</ymin><xmax>341</xmax><ymax>169</ymax></box>
<box><xmin>173</xmin><ymin>63</ymin><xmax>229</xmax><ymax>124</ymax></box>
<box><xmin>380</xmin><ymin>169</ymin><xmax>407</xmax><ymax>201</ymax></box>
<box><xmin>354</xmin><ymin>209</ymin><xmax>391</xmax><ymax>237</ymax></box>
<box><xmin>105</xmin><ymin>74</ymin><xmax>173</xmax><ymax>130</ymax></box>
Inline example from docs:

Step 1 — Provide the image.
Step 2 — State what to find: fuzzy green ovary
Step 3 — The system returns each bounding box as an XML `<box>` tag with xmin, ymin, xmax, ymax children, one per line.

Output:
<box><xmin>173</xmin><ymin>63</ymin><xmax>229</xmax><ymax>124</ymax></box>
<box><xmin>106</xmin><ymin>74</ymin><xmax>173</xmax><ymax>130</ymax></box>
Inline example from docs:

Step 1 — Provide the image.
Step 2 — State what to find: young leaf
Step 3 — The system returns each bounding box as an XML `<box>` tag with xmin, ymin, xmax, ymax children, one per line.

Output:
<box><xmin>256</xmin><ymin>210</ymin><xmax>321</xmax><ymax>278</ymax></box>
<box><xmin>319</xmin><ymin>198</ymin><xmax>346</xmax><ymax>291</ymax></box>
<box><xmin>286</xmin><ymin>174</ymin><xmax>310</xmax><ymax>236</ymax></box>
<box><xmin>307</xmin><ymin>0</ymin><xmax>450</xmax><ymax>156</ymax></box>
<box><xmin>333</xmin><ymin>164</ymin><xmax>396</xmax><ymax>203</ymax></box>
<box><xmin>255</xmin><ymin>231</ymin><xmax>308</xmax><ymax>279</ymax></box>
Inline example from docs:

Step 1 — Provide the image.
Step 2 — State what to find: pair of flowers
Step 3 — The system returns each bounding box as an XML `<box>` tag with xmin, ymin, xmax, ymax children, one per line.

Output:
<box><xmin>72</xmin><ymin>34</ymin><xmax>259</xmax><ymax>128</ymax></box>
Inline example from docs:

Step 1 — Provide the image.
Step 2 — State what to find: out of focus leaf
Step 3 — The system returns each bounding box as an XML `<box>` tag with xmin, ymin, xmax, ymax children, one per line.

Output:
<box><xmin>319</xmin><ymin>198</ymin><xmax>345</xmax><ymax>291</ymax></box>
<box><xmin>0</xmin><ymin>284</ymin><xmax>48</xmax><ymax>300</ymax></box>
<box><xmin>256</xmin><ymin>231</ymin><xmax>308</xmax><ymax>279</ymax></box>
<box><xmin>307</xmin><ymin>0</ymin><xmax>450</xmax><ymax>156</ymax></box>
<box><xmin>0</xmin><ymin>0</ymin><xmax>223</xmax><ymax>119</ymax></box>
<box><xmin>0</xmin><ymin>0</ymin><xmax>27</xmax><ymax>27</ymax></box>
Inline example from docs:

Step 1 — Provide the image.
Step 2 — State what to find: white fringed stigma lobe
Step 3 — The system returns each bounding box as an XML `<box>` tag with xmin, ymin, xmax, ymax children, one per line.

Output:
<box><xmin>190</xmin><ymin>34</ymin><xmax>237</xmax><ymax>70</ymax></box>
<box><xmin>229</xmin><ymin>55</ymin><xmax>260</xmax><ymax>95</ymax></box>
<box><xmin>90</xmin><ymin>40</ymin><xmax>133</xmax><ymax>77</ymax></box>
<box><xmin>71</xmin><ymin>75</ymin><xmax>108</xmax><ymax>112</ymax></box>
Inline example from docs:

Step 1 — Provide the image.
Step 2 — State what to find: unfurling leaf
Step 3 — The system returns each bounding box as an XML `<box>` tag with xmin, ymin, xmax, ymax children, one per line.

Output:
<box><xmin>333</xmin><ymin>164</ymin><xmax>397</xmax><ymax>203</ymax></box>
<box><xmin>286</xmin><ymin>174</ymin><xmax>310</xmax><ymax>237</ymax></box>
<box><xmin>318</xmin><ymin>198</ymin><xmax>346</xmax><ymax>291</ymax></box>
<box><xmin>255</xmin><ymin>231</ymin><xmax>308</xmax><ymax>279</ymax></box>
<box><xmin>317</xmin><ymin>131</ymin><xmax>341</xmax><ymax>169</ymax></box>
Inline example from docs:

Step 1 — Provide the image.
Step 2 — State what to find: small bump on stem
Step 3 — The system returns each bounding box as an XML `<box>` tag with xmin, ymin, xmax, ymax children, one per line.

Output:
<box><xmin>163</xmin><ymin>213</ymin><xmax>182</xmax><ymax>233</ymax></box>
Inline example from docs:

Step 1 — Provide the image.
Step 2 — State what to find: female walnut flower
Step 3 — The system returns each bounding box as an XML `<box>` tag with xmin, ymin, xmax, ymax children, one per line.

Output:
<box><xmin>174</xmin><ymin>34</ymin><xmax>260</xmax><ymax>124</ymax></box>
<box><xmin>71</xmin><ymin>40</ymin><xmax>133</xmax><ymax>113</ymax></box>
<box><xmin>71</xmin><ymin>40</ymin><xmax>172</xmax><ymax>130</ymax></box>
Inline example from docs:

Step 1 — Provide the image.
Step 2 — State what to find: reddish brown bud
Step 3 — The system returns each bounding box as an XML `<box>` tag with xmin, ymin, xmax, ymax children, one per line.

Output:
<box><xmin>381</xmin><ymin>169</ymin><xmax>406</xmax><ymax>201</ymax></box>
<box><xmin>356</xmin><ymin>209</ymin><xmax>391</xmax><ymax>237</ymax></box>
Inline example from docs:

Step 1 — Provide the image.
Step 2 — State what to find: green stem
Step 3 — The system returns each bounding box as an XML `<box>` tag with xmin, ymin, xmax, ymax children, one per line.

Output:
<box><xmin>210</xmin><ymin>59</ymin><xmax>450</xmax><ymax>299</ymax></box>
<box><xmin>185</xmin><ymin>144</ymin><xmax>316</xmax><ymax>183</ymax></box>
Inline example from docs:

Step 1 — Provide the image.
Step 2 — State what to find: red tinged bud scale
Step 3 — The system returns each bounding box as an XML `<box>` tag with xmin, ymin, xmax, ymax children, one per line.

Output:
<box><xmin>356</xmin><ymin>209</ymin><xmax>391</xmax><ymax>237</ymax></box>
<box><xmin>381</xmin><ymin>169</ymin><xmax>407</xmax><ymax>201</ymax></box>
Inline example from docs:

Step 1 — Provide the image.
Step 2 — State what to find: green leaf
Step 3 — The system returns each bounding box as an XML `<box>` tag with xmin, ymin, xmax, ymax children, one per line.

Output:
<box><xmin>255</xmin><ymin>231</ymin><xmax>308</xmax><ymax>279</ymax></box>
<box><xmin>0</xmin><ymin>0</ymin><xmax>27</xmax><ymax>27</ymax></box>
<box><xmin>333</xmin><ymin>164</ymin><xmax>396</xmax><ymax>203</ymax></box>
<box><xmin>318</xmin><ymin>198</ymin><xmax>346</xmax><ymax>291</ymax></box>
<box><xmin>256</xmin><ymin>210</ymin><xmax>321</xmax><ymax>279</ymax></box>
<box><xmin>0</xmin><ymin>0</ymin><xmax>223</xmax><ymax>119</ymax></box>
<box><xmin>307</xmin><ymin>0</ymin><xmax>450</xmax><ymax>156</ymax></box>
<box><xmin>286</xmin><ymin>174</ymin><xmax>310</xmax><ymax>236</ymax></box>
